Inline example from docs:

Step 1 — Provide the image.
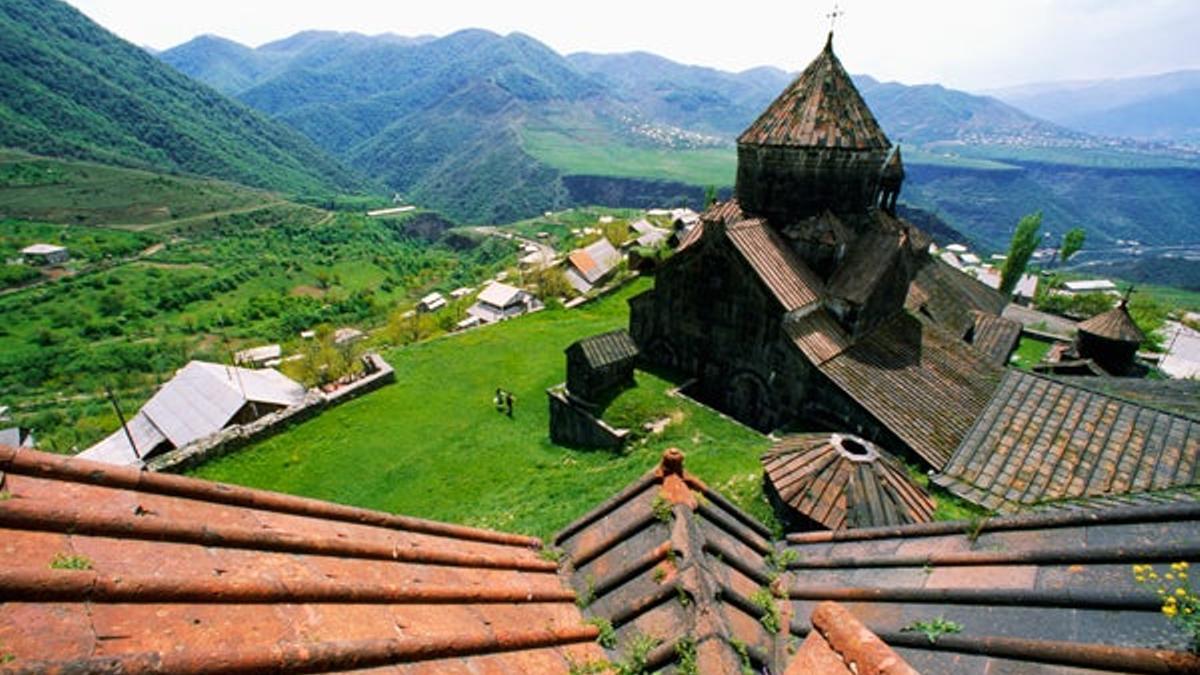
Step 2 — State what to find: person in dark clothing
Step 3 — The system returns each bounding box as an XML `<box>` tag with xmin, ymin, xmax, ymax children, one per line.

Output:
<box><xmin>505</xmin><ymin>392</ymin><xmax>515</xmax><ymax>417</ymax></box>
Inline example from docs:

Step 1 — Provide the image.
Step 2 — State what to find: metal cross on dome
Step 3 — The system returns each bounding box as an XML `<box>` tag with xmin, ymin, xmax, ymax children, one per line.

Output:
<box><xmin>827</xmin><ymin>3</ymin><xmax>844</xmax><ymax>32</ymax></box>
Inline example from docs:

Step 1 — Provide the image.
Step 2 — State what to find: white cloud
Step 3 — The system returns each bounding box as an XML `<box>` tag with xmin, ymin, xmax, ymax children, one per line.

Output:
<box><xmin>65</xmin><ymin>0</ymin><xmax>1200</xmax><ymax>90</ymax></box>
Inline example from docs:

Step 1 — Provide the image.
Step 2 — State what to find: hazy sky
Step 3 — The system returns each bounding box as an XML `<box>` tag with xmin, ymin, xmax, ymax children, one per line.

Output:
<box><xmin>65</xmin><ymin>0</ymin><xmax>1200</xmax><ymax>91</ymax></box>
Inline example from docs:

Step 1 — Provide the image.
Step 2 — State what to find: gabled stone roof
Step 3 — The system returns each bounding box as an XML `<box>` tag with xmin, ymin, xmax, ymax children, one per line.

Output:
<box><xmin>0</xmin><ymin>446</ymin><xmax>604</xmax><ymax>672</ymax></box>
<box><xmin>818</xmin><ymin>312</ymin><xmax>1005</xmax><ymax>470</ymax></box>
<box><xmin>906</xmin><ymin>257</ymin><xmax>1007</xmax><ymax>339</ymax></box>
<box><xmin>763</xmin><ymin>434</ymin><xmax>935</xmax><ymax>531</ymax></box>
<box><xmin>1078</xmin><ymin>300</ymin><xmax>1145</xmax><ymax>343</ymax></box>
<box><xmin>568</xmin><ymin>329</ymin><xmax>639</xmax><ymax>369</ymax></box>
<box><xmin>935</xmin><ymin>369</ymin><xmax>1200</xmax><ymax>512</ymax></box>
<box><xmin>970</xmin><ymin>311</ymin><xmax>1023</xmax><ymax>367</ymax></box>
<box><xmin>738</xmin><ymin>34</ymin><xmax>890</xmax><ymax>150</ymax></box>
<box><xmin>726</xmin><ymin>218</ymin><xmax>826</xmax><ymax>311</ymax></box>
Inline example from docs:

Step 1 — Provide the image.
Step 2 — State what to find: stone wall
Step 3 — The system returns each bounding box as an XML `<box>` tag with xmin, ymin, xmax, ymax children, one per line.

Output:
<box><xmin>736</xmin><ymin>145</ymin><xmax>885</xmax><ymax>221</ymax></box>
<box><xmin>147</xmin><ymin>354</ymin><xmax>396</xmax><ymax>474</ymax></box>
<box><xmin>547</xmin><ymin>387</ymin><xmax>628</xmax><ymax>449</ymax></box>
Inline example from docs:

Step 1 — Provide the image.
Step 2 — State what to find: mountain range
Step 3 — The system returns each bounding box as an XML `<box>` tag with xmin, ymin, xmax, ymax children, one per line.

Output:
<box><xmin>0</xmin><ymin>0</ymin><xmax>364</xmax><ymax>196</ymax></box>
<box><xmin>3</xmin><ymin>0</ymin><xmax>1199</xmax><ymax>251</ymax></box>
<box><xmin>158</xmin><ymin>29</ymin><xmax>1200</xmax><ymax>247</ymax></box>
<box><xmin>986</xmin><ymin>70</ymin><xmax>1200</xmax><ymax>145</ymax></box>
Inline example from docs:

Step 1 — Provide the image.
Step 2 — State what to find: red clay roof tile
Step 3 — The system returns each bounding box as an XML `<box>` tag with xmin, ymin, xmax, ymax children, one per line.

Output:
<box><xmin>0</xmin><ymin>447</ymin><xmax>604</xmax><ymax>672</ymax></box>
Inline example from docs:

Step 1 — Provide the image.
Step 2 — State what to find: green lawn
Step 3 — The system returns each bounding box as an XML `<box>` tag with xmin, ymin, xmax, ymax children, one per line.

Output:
<box><xmin>192</xmin><ymin>278</ymin><xmax>779</xmax><ymax>540</ymax></box>
<box><xmin>1011</xmin><ymin>336</ymin><xmax>1054</xmax><ymax>369</ymax></box>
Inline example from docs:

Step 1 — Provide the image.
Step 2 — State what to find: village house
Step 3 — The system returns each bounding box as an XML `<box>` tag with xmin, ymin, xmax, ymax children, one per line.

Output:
<box><xmin>629</xmin><ymin>218</ymin><xmax>670</xmax><ymax>248</ymax></box>
<box><xmin>563</xmin><ymin>237</ymin><xmax>622</xmax><ymax>294</ymax></box>
<box><xmin>464</xmin><ymin>281</ymin><xmax>541</xmax><ymax>326</ymax></box>
<box><xmin>1063</xmin><ymin>278</ymin><xmax>1119</xmax><ymax>294</ymax></box>
<box><xmin>234</xmin><ymin>344</ymin><xmax>282</xmax><ymax>368</ymax></box>
<box><xmin>79</xmin><ymin>360</ymin><xmax>307</xmax><ymax>467</ymax></box>
<box><xmin>417</xmin><ymin>291</ymin><xmax>447</xmax><ymax>313</ymax></box>
<box><xmin>333</xmin><ymin>327</ymin><xmax>365</xmax><ymax>345</ymax></box>
<box><xmin>20</xmin><ymin>243</ymin><xmax>68</xmax><ymax>265</ymax></box>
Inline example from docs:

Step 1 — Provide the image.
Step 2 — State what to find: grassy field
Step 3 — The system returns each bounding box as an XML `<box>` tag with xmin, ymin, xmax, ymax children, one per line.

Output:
<box><xmin>193</xmin><ymin>279</ymin><xmax>781</xmax><ymax>540</ymax></box>
<box><xmin>522</xmin><ymin>129</ymin><xmax>737</xmax><ymax>187</ymax></box>
<box><xmin>0</xmin><ymin>154</ymin><xmax>519</xmax><ymax>452</ymax></box>
<box><xmin>0</xmin><ymin>151</ymin><xmax>278</xmax><ymax>229</ymax></box>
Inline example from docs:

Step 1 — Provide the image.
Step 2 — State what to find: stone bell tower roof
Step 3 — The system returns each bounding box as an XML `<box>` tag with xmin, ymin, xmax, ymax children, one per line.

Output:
<box><xmin>738</xmin><ymin>33</ymin><xmax>890</xmax><ymax>150</ymax></box>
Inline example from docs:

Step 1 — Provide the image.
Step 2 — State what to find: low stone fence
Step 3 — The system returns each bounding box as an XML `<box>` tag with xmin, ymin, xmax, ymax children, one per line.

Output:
<box><xmin>547</xmin><ymin>385</ymin><xmax>629</xmax><ymax>449</ymax></box>
<box><xmin>147</xmin><ymin>354</ymin><xmax>395</xmax><ymax>473</ymax></box>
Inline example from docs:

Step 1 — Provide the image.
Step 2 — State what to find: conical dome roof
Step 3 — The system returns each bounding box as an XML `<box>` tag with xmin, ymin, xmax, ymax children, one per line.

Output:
<box><xmin>1078</xmin><ymin>300</ymin><xmax>1144</xmax><ymax>344</ymax></box>
<box><xmin>762</xmin><ymin>433</ymin><xmax>934</xmax><ymax>530</ymax></box>
<box><xmin>739</xmin><ymin>33</ymin><xmax>890</xmax><ymax>150</ymax></box>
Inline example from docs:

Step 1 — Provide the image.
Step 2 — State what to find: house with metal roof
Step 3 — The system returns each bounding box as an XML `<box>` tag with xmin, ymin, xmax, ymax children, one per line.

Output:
<box><xmin>466</xmin><ymin>281</ymin><xmax>542</xmax><ymax>324</ymax></box>
<box><xmin>233</xmin><ymin>344</ymin><xmax>282</xmax><ymax>368</ymax></box>
<box><xmin>417</xmin><ymin>291</ymin><xmax>447</xmax><ymax>313</ymax></box>
<box><xmin>79</xmin><ymin>361</ymin><xmax>306</xmax><ymax>467</ymax></box>
<box><xmin>564</xmin><ymin>237</ymin><xmax>623</xmax><ymax>294</ymax></box>
<box><xmin>20</xmin><ymin>243</ymin><xmax>68</xmax><ymax>266</ymax></box>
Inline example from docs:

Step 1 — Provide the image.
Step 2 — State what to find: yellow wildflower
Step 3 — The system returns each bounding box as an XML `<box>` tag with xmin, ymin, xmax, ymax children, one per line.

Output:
<box><xmin>1163</xmin><ymin>605</ymin><xmax>1178</xmax><ymax>618</ymax></box>
<box><xmin>1176</xmin><ymin>588</ymin><xmax>1188</xmax><ymax>597</ymax></box>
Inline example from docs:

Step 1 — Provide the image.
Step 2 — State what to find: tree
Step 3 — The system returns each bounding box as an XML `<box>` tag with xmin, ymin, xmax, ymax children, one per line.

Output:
<box><xmin>1000</xmin><ymin>212</ymin><xmax>1043</xmax><ymax>297</ymax></box>
<box><xmin>1060</xmin><ymin>227</ymin><xmax>1086</xmax><ymax>264</ymax></box>
<box><xmin>704</xmin><ymin>185</ymin><xmax>718</xmax><ymax>208</ymax></box>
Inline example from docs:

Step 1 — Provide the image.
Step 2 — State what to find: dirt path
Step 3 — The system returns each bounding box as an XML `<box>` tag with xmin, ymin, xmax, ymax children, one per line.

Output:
<box><xmin>114</xmin><ymin>201</ymin><xmax>289</xmax><ymax>231</ymax></box>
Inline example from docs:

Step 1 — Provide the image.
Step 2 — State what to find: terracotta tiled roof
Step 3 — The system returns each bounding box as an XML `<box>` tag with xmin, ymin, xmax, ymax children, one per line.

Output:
<box><xmin>1078</xmin><ymin>301</ymin><xmax>1145</xmax><ymax>343</ymax></box>
<box><xmin>783</xmin><ymin>503</ymin><xmax>1200</xmax><ymax>673</ymax></box>
<box><xmin>905</xmin><ymin>257</ymin><xmax>1007</xmax><ymax>339</ymax></box>
<box><xmin>726</xmin><ymin>218</ymin><xmax>825</xmax><ymax>311</ymax></box>
<box><xmin>553</xmin><ymin>449</ymin><xmax>913</xmax><ymax>674</ymax></box>
<box><xmin>934</xmin><ymin>369</ymin><xmax>1200</xmax><ymax>512</ymax></box>
<box><xmin>819</xmin><ymin>312</ymin><xmax>1005</xmax><ymax>470</ymax></box>
<box><xmin>763</xmin><ymin>434</ymin><xmax>934</xmax><ymax>530</ymax></box>
<box><xmin>0</xmin><ymin>446</ymin><xmax>605</xmax><ymax>672</ymax></box>
<box><xmin>569</xmin><ymin>329</ymin><xmax>639</xmax><ymax>369</ymax></box>
<box><xmin>738</xmin><ymin>34</ymin><xmax>890</xmax><ymax>150</ymax></box>
<box><xmin>970</xmin><ymin>311</ymin><xmax>1023</xmax><ymax>367</ymax></box>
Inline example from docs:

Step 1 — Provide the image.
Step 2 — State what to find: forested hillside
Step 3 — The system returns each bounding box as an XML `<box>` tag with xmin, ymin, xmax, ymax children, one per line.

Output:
<box><xmin>0</xmin><ymin>0</ymin><xmax>365</xmax><ymax>196</ymax></box>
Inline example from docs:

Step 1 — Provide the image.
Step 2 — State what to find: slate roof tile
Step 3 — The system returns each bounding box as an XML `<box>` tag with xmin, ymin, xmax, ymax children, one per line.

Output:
<box><xmin>905</xmin><ymin>257</ymin><xmax>1007</xmax><ymax>339</ymax></box>
<box><xmin>554</xmin><ymin>449</ymin><xmax>912</xmax><ymax>674</ymax></box>
<box><xmin>935</xmin><ymin>370</ymin><xmax>1200</xmax><ymax>512</ymax></box>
